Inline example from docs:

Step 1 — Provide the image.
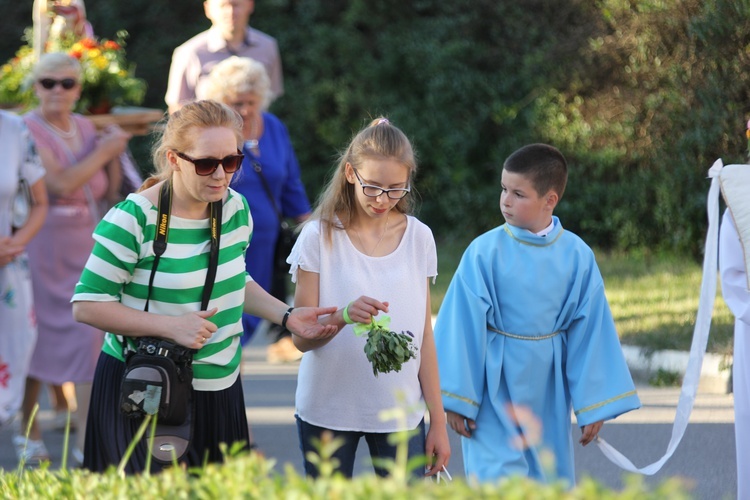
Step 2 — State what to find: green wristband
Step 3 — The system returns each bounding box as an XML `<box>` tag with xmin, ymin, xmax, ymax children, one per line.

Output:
<box><xmin>342</xmin><ymin>303</ymin><xmax>355</xmax><ymax>324</ymax></box>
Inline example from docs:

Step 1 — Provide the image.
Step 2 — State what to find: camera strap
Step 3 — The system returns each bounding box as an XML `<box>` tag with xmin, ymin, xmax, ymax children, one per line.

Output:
<box><xmin>147</xmin><ymin>179</ymin><xmax>222</xmax><ymax>312</ymax></box>
<box><xmin>250</xmin><ymin>157</ymin><xmax>287</xmax><ymax>230</ymax></box>
<box><xmin>122</xmin><ymin>179</ymin><xmax>222</xmax><ymax>356</ymax></box>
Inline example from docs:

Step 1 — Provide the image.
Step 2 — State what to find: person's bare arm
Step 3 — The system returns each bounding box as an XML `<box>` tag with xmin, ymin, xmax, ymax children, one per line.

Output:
<box><xmin>72</xmin><ymin>301</ymin><xmax>218</xmax><ymax>350</ymax></box>
<box><xmin>243</xmin><ymin>279</ymin><xmax>337</xmax><ymax>342</ymax></box>
<box><xmin>39</xmin><ymin>125</ymin><xmax>130</xmax><ymax>197</ymax></box>
<box><xmin>419</xmin><ymin>282</ymin><xmax>451</xmax><ymax>476</ymax></box>
<box><xmin>291</xmin><ymin>269</ymin><xmax>388</xmax><ymax>352</ymax></box>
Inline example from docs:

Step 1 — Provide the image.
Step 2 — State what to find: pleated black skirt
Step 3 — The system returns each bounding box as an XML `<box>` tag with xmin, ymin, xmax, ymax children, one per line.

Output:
<box><xmin>83</xmin><ymin>351</ymin><xmax>250</xmax><ymax>474</ymax></box>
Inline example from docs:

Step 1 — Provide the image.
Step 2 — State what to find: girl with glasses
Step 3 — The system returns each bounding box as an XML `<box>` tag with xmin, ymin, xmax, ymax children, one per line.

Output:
<box><xmin>289</xmin><ymin>117</ymin><xmax>450</xmax><ymax>479</ymax></box>
<box><xmin>71</xmin><ymin>100</ymin><xmax>338</xmax><ymax>473</ymax></box>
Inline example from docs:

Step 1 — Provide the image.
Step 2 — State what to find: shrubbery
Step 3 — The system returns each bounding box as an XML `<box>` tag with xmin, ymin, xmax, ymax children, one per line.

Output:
<box><xmin>0</xmin><ymin>450</ymin><xmax>691</xmax><ymax>499</ymax></box>
<box><xmin>3</xmin><ymin>0</ymin><xmax>748</xmax><ymax>256</ymax></box>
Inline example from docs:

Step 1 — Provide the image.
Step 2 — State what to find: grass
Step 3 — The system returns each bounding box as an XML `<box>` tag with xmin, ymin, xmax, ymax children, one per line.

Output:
<box><xmin>432</xmin><ymin>237</ymin><xmax>734</xmax><ymax>355</ymax></box>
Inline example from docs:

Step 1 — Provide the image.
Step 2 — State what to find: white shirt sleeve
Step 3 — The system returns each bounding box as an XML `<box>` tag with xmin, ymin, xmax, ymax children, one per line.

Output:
<box><xmin>720</xmin><ymin>210</ymin><xmax>750</xmax><ymax>326</ymax></box>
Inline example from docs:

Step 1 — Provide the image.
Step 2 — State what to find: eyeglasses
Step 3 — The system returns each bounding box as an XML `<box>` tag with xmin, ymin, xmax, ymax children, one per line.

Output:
<box><xmin>174</xmin><ymin>150</ymin><xmax>244</xmax><ymax>176</ymax></box>
<box><xmin>38</xmin><ymin>78</ymin><xmax>78</xmax><ymax>90</ymax></box>
<box><xmin>352</xmin><ymin>168</ymin><xmax>411</xmax><ymax>200</ymax></box>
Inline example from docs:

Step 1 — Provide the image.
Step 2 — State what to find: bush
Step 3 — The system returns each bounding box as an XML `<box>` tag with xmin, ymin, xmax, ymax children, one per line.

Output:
<box><xmin>3</xmin><ymin>1</ymin><xmax>749</xmax><ymax>255</ymax></box>
<box><xmin>0</xmin><ymin>451</ymin><xmax>691</xmax><ymax>499</ymax></box>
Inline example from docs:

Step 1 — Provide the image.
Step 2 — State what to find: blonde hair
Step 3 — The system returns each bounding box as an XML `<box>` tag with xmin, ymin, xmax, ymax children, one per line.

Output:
<box><xmin>312</xmin><ymin>117</ymin><xmax>417</xmax><ymax>243</ymax></box>
<box><xmin>202</xmin><ymin>56</ymin><xmax>272</xmax><ymax>110</ymax></box>
<box><xmin>31</xmin><ymin>51</ymin><xmax>81</xmax><ymax>80</ymax></box>
<box><xmin>139</xmin><ymin>100</ymin><xmax>243</xmax><ymax>190</ymax></box>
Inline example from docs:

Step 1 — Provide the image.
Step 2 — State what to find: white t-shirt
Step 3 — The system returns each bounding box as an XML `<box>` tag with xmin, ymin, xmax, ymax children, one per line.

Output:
<box><xmin>289</xmin><ymin>216</ymin><xmax>437</xmax><ymax>432</ymax></box>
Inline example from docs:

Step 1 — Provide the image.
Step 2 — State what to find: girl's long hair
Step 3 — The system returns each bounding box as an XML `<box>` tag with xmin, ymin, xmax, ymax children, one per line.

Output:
<box><xmin>312</xmin><ymin>117</ymin><xmax>417</xmax><ymax>244</ymax></box>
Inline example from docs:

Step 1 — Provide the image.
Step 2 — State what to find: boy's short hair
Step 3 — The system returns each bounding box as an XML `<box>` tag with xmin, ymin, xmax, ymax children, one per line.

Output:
<box><xmin>503</xmin><ymin>143</ymin><xmax>568</xmax><ymax>200</ymax></box>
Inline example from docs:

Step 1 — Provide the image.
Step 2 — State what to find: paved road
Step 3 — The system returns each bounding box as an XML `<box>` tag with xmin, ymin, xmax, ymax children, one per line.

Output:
<box><xmin>1</xmin><ymin>339</ymin><xmax>737</xmax><ymax>499</ymax></box>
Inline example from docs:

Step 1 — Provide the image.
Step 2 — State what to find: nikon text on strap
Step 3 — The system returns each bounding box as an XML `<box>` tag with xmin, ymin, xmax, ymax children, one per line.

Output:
<box><xmin>146</xmin><ymin>179</ymin><xmax>222</xmax><ymax>313</ymax></box>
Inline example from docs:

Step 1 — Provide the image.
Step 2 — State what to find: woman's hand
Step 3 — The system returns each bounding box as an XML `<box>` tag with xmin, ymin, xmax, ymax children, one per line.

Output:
<box><xmin>169</xmin><ymin>307</ymin><xmax>219</xmax><ymax>349</ymax></box>
<box><xmin>286</xmin><ymin>306</ymin><xmax>338</xmax><ymax>340</ymax></box>
<box><xmin>99</xmin><ymin>125</ymin><xmax>131</xmax><ymax>157</ymax></box>
<box><xmin>0</xmin><ymin>236</ymin><xmax>24</xmax><ymax>267</ymax></box>
<box><xmin>343</xmin><ymin>296</ymin><xmax>389</xmax><ymax>324</ymax></box>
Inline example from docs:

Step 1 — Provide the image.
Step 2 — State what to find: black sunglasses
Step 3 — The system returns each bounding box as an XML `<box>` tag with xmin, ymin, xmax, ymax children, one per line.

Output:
<box><xmin>38</xmin><ymin>78</ymin><xmax>78</xmax><ymax>90</ymax></box>
<box><xmin>174</xmin><ymin>150</ymin><xmax>244</xmax><ymax>176</ymax></box>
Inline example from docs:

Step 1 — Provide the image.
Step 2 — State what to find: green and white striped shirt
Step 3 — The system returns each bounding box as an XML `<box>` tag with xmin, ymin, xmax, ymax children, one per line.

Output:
<box><xmin>72</xmin><ymin>188</ymin><xmax>252</xmax><ymax>391</ymax></box>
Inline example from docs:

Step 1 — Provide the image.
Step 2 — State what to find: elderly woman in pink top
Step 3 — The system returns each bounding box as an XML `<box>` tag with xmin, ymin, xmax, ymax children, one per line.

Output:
<box><xmin>15</xmin><ymin>51</ymin><xmax>131</xmax><ymax>464</ymax></box>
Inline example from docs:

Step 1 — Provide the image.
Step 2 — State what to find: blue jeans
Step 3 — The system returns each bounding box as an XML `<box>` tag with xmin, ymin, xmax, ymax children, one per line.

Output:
<box><xmin>296</xmin><ymin>416</ymin><xmax>426</xmax><ymax>479</ymax></box>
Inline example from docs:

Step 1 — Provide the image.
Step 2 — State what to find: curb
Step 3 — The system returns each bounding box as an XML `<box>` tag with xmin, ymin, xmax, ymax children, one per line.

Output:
<box><xmin>622</xmin><ymin>345</ymin><xmax>732</xmax><ymax>394</ymax></box>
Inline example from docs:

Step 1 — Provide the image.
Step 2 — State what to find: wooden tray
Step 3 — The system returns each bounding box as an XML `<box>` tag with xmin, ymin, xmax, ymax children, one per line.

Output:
<box><xmin>87</xmin><ymin>107</ymin><xmax>165</xmax><ymax>135</ymax></box>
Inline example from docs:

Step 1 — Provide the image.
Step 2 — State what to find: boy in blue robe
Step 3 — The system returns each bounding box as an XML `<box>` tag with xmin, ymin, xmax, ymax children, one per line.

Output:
<box><xmin>434</xmin><ymin>143</ymin><xmax>640</xmax><ymax>486</ymax></box>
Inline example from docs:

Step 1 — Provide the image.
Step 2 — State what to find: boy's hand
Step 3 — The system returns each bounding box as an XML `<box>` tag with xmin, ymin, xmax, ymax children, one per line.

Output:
<box><xmin>579</xmin><ymin>420</ymin><xmax>603</xmax><ymax>446</ymax></box>
<box><xmin>447</xmin><ymin>410</ymin><xmax>475</xmax><ymax>438</ymax></box>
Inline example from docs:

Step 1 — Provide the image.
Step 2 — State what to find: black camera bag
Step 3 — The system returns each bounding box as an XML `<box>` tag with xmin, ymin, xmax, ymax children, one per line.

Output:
<box><xmin>120</xmin><ymin>338</ymin><xmax>194</xmax><ymax>426</ymax></box>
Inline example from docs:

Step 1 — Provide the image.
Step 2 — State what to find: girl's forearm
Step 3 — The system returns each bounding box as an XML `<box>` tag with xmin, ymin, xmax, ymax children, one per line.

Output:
<box><xmin>418</xmin><ymin>326</ymin><xmax>447</xmax><ymax>426</ymax></box>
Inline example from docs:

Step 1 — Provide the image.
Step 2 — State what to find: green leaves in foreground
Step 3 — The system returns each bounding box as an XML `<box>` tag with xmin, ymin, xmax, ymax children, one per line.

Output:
<box><xmin>0</xmin><ymin>451</ymin><xmax>693</xmax><ymax>499</ymax></box>
<box><xmin>353</xmin><ymin>315</ymin><xmax>418</xmax><ymax>377</ymax></box>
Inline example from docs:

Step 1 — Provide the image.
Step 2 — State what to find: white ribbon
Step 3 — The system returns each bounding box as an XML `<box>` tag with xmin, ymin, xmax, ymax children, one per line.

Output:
<box><xmin>594</xmin><ymin>158</ymin><xmax>723</xmax><ymax>474</ymax></box>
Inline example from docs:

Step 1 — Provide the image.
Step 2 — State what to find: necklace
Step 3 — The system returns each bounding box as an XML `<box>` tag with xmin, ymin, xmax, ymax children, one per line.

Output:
<box><xmin>353</xmin><ymin>213</ymin><xmax>390</xmax><ymax>256</ymax></box>
<box><xmin>40</xmin><ymin>111</ymin><xmax>77</xmax><ymax>140</ymax></box>
<box><xmin>245</xmin><ymin>114</ymin><xmax>261</xmax><ymax>154</ymax></box>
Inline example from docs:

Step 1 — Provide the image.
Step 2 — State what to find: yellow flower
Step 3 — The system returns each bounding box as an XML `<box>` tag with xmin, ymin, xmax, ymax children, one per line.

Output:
<box><xmin>93</xmin><ymin>56</ymin><xmax>108</xmax><ymax>70</ymax></box>
<box><xmin>1</xmin><ymin>28</ymin><xmax>145</xmax><ymax>112</ymax></box>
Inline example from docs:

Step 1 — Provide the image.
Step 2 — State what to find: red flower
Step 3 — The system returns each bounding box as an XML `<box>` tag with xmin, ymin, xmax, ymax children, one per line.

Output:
<box><xmin>103</xmin><ymin>40</ymin><xmax>121</xmax><ymax>51</ymax></box>
<box><xmin>80</xmin><ymin>37</ymin><xmax>98</xmax><ymax>50</ymax></box>
<box><xmin>69</xmin><ymin>49</ymin><xmax>83</xmax><ymax>60</ymax></box>
<box><xmin>0</xmin><ymin>359</ymin><xmax>10</xmax><ymax>389</ymax></box>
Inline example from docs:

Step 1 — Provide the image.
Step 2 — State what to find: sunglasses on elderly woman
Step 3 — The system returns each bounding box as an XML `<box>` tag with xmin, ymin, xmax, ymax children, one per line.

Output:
<box><xmin>38</xmin><ymin>78</ymin><xmax>78</xmax><ymax>90</ymax></box>
<box><xmin>174</xmin><ymin>151</ymin><xmax>244</xmax><ymax>176</ymax></box>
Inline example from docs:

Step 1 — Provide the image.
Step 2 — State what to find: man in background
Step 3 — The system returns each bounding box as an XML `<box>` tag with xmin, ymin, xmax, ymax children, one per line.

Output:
<box><xmin>165</xmin><ymin>0</ymin><xmax>283</xmax><ymax>113</ymax></box>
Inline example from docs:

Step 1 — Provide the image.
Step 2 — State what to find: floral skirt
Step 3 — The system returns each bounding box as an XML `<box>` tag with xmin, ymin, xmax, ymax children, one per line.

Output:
<box><xmin>0</xmin><ymin>255</ymin><xmax>37</xmax><ymax>425</ymax></box>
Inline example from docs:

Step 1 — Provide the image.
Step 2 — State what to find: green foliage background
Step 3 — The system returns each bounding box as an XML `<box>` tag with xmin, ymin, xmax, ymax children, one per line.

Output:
<box><xmin>3</xmin><ymin>0</ymin><xmax>749</xmax><ymax>256</ymax></box>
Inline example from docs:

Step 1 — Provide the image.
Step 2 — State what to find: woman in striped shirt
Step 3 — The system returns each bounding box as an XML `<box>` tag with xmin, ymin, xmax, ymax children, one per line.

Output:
<box><xmin>72</xmin><ymin>100</ymin><xmax>337</xmax><ymax>473</ymax></box>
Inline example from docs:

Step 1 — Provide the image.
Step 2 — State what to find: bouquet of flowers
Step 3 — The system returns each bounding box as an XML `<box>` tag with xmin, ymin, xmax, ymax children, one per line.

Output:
<box><xmin>0</xmin><ymin>29</ymin><xmax>146</xmax><ymax>114</ymax></box>
<box><xmin>353</xmin><ymin>315</ymin><xmax>418</xmax><ymax>377</ymax></box>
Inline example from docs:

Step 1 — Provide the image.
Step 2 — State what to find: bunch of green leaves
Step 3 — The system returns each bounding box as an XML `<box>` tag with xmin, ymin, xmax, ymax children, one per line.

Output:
<box><xmin>354</xmin><ymin>315</ymin><xmax>417</xmax><ymax>377</ymax></box>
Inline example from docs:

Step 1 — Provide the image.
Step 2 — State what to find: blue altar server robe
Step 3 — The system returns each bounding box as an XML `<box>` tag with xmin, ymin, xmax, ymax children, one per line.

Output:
<box><xmin>435</xmin><ymin>217</ymin><xmax>640</xmax><ymax>485</ymax></box>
